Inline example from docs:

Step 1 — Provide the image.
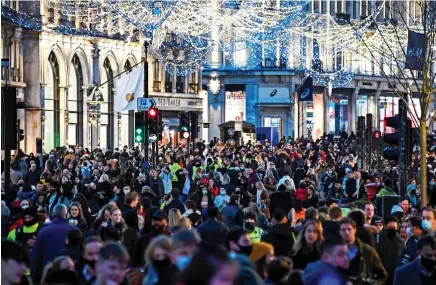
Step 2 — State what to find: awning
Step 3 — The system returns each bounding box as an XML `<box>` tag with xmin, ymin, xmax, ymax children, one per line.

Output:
<box><xmin>218</xmin><ymin>121</ymin><xmax>255</xmax><ymax>133</ymax></box>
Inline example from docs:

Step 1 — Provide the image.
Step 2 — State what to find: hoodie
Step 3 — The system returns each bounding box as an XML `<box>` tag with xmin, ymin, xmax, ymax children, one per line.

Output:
<box><xmin>261</xmin><ymin>223</ymin><xmax>296</xmax><ymax>258</ymax></box>
<box><xmin>303</xmin><ymin>260</ymin><xmax>348</xmax><ymax>285</ymax></box>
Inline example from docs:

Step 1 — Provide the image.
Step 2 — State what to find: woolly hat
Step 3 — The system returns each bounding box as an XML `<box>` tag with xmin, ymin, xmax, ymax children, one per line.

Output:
<box><xmin>249</xmin><ymin>242</ymin><xmax>274</xmax><ymax>262</ymax></box>
<box><xmin>23</xmin><ymin>207</ymin><xmax>38</xmax><ymax>220</ymax></box>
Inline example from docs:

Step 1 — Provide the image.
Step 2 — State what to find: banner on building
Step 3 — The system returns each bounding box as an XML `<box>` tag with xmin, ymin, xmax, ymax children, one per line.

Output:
<box><xmin>298</xmin><ymin>76</ymin><xmax>313</xmax><ymax>101</ymax></box>
<box><xmin>115</xmin><ymin>66</ymin><xmax>144</xmax><ymax>112</ymax></box>
<box><xmin>406</xmin><ymin>31</ymin><xmax>425</xmax><ymax>71</ymax></box>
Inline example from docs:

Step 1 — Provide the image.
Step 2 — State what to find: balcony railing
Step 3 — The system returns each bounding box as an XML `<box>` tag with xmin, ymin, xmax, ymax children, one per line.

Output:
<box><xmin>176</xmin><ymin>82</ymin><xmax>184</xmax><ymax>93</ymax></box>
<box><xmin>165</xmin><ymin>82</ymin><xmax>172</xmax><ymax>93</ymax></box>
<box><xmin>153</xmin><ymin>80</ymin><xmax>161</xmax><ymax>92</ymax></box>
<box><xmin>188</xmin><ymin>83</ymin><xmax>198</xmax><ymax>94</ymax></box>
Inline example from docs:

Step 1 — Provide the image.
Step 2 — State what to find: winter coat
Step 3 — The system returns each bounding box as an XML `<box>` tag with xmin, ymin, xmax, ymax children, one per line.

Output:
<box><xmin>261</xmin><ymin>223</ymin><xmax>296</xmax><ymax>258</ymax></box>
<box><xmin>393</xmin><ymin>258</ymin><xmax>424</xmax><ymax>285</ymax></box>
<box><xmin>146</xmin><ymin>176</ymin><xmax>165</xmax><ymax>198</ymax></box>
<box><xmin>30</xmin><ymin>218</ymin><xmax>75</xmax><ymax>283</ymax></box>
<box><xmin>98</xmin><ymin>221</ymin><xmax>126</xmax><ymax>242</ymax></box>
<box><xmin>269</xmin><ymin>191</ymin><xmax>293</xmax><ymax>217</ymax></box>
<box><xmin>293</xmin><ymin>187</ymin><xmax>309</xmax><ymax>202</ymax></box>
<box><xmin>221</xmin><ymin>203</ymin><xmax>242</xmax><ymax>227</ymax></box>
<box><xmin>376</xmin><ymin>230</ymin><xmax>403</xmax><ymax>285</ymax></box>
<box><xmin>163</xmin><ymin>199</ymin><xmax>185</xmax><ymax>215</ymax></box>
<box><xmin>322</xmin><ymin>220</ymin><xmax>341</xmax><ymax>240</ymax></box>
<box><xmin>348</xmin><ymin>238</ymin><xmax>388</xmax><ymax>284</ymax></box>
<box><xmin>292</xmin><ymin>247</ymin><xmax>320</xmax><ymax>270</ymax></box>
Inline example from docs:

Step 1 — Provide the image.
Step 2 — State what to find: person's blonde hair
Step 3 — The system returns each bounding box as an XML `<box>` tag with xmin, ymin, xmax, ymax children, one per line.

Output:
<box><xmin>145</xmin><ymin>235</ymin><xmax>172</xmax><ymax>264</ymax></box>
<box><xmin>168</xmin><ymin>208</ymin><xmax>182</xmax><ymax>228</ymax></box>
<box><xmin>179</xmin><ymin>217</ymin><xmax>191</xmax><ymax>230</ymax></box>
<box><xmin>292</xmin><ymin>219</ymin><xmax>324</xmax><ymax>255</ymax></box>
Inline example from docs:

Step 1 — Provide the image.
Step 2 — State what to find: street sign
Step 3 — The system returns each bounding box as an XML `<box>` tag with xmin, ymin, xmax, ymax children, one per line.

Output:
<box><xmin>149</xmin><ymin>134</ymin><xmax>157</xmax><ymax>143</ymax></box>
<box><xmin>137</xmin><ymin>97</ymin><xmax>156</xmax><ymax>111</ymax></box>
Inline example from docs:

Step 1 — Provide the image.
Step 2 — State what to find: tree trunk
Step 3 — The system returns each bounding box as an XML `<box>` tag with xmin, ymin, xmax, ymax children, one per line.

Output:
<box><xmin>420</xmin><ymin>119</ymin><xmax>428</xmax><ymax>207</ymax></box>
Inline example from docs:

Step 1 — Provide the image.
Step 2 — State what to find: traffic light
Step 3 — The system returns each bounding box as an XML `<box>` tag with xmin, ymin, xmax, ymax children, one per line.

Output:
<box><xmin>19</xmin><ymin>129</ymin><xmax>24</xmax><ymax>141</ymax></box>
<box><xmin>134</xmin><ymin>112</ymin><xmax>144</xmax><ymax>143</ymax></box>
<box><xmin>383</xmin><ymin>115</ymin><xmax>400</xmax><ymax>160</ymax></box>
<box><xmin>147</xmin><ymin>108</ymin><xmax>160</xmax><ymax>137</ymax></box>
<box><xmin>180</xmin><ymin>112</ymin><xmax>189</xmax><ymax>132</ymax></box>
<box><xmin>373</xmin><ymin>130</ymin><xmax>381</xmax><ymax>140</ymax></box>
<box><xmin>148</xmin><ymin>108</ymin><xmax>158</xmax><ymax>120</ymax></box>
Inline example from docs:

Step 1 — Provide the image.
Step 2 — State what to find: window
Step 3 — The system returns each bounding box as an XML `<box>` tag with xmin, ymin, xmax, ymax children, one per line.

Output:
<box><xmin>188</xmin><ymin>72</ymin><xmax>198</xmax><ymax>94</ymax></box>
<box><xmin>44</xmin><ymin>52</ymin><xmax>61</xmax><ymax>151</ymax></box>
<box><xmin>153</xmin><ymin>60</ymin><xmax>161</xmax><ymax>92</ymax></box>
<box><xmin>68</xmin><ymin>54</ymin><xmax>84</xmax><ymax>146</ymax></box>
<box><xmin>102</xmin><ymin>57</ymin><xmax>115</xmax><ymax>149</ymax></box>
<box><xmin>165</xmin><ymin>69</ymin><xmax>172</xmax><ymax>92</ymax></box>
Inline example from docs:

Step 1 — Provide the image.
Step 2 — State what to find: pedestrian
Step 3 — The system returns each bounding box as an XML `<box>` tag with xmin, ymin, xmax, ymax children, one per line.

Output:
<box><xmin>1</xmin><ymin>240</ymin><xmax>30</xmax><ymax>285</ymax></box>
<box><xmin>30</xmin><ymin>204</ymin><xmax>75</xmax><ymax>283</ymax></box>
<box><xmin>292</xmin><ymin>219</ymin><xmax>323</xmax><ymax>270</ymax></box>
<box><xmin>94</xmin><ymin>242</ymin><xmax>129</xmax><ymax>285</ymax></box>
<box><xmin>339</xmin><ymin>217</ymin><xmax>387</xmax><ymax>284</ymax></box>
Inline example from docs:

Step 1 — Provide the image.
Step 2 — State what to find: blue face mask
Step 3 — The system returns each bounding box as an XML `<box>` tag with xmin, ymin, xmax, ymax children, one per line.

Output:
<box><xmin>422</xmin><ymin>220</ymin><xmax>432</xmax><ymax>232</ymax></box>
<box><xmin>220</xmin><ymin>191</ymin><xmax>226</xmax><ymax>196</ymax></box>
<box><xmin>202</xmin><ymin>190</ymin><xmax>208</xmax><ymax>195</ymax></box>
<box><xmin>176</xmin><ymin>256</ymin><xmax>191</xmax><ymax>270</ymax></box>
<box><xmin>430</xmin><ymin>181</ymin><xmax>435</xmax><ymax>186</ymax></box>
<box><xmin>406</xmin><ymin>227</ymin><xmax>413</xmax><ymax>237</ymax></box>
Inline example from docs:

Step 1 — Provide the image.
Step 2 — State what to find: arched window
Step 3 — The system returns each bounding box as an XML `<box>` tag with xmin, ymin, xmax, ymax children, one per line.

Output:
<box><xmin>100</xmin><ymin>57</ymin><xmax>115</xmax><ymax>149</ymax></box>
<box><xmin>68</xmin><ymin>54</ymin><xmax>84</xmax><ymax>146</ymax></box>
<box><xmin>44</xmin><ymin>52</ymin><xmax>61</xmax><ymax>151</ymax></box>
<box><xmin>124</xmin><ymin>59</ymin><xmax>135</xmax><ymax>147</ymax></box>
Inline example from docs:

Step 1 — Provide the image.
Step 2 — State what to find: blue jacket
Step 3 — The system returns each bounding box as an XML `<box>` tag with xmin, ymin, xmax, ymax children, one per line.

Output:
<box><xmin>393</xmin><ymin>258</ymin><xmax>423</xmax><ymax>285</ymax></box>
<box><xmin>303</xmin><ymin>260</ymin><xmax>348</xmax><ymax>285</ymax></box>
<box><xmin>221</xmin><ymin>204</ymin><xmax>241</xmax><ymax>227</ymax></box>
<box><xmin>398</xmin><ymin>236</ymin><xmax>419</xmax><ymax>266</ymax></box>
<box><xmin>31</xmin><ymin>217</ymin><xmax>75</xmax><ymax>283</ymax></box>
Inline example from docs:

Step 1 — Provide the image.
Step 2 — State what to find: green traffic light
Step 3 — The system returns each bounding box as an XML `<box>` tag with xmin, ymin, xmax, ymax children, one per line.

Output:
<box><xmin>136</xmin><ymin>128</ymin><xmax>143</xmax><ymax>134</ymax></box>
<box><xmin>181</xmin><ymin>126</ymin><xmax>188</xmax><ymax>132</ymax></box>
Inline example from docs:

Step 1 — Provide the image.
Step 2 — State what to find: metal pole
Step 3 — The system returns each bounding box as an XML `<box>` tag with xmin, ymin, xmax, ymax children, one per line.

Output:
<box><xmin>143</xmin><ymin>41</ymin><xmax>149</xmax><ymax>165</ymax></box>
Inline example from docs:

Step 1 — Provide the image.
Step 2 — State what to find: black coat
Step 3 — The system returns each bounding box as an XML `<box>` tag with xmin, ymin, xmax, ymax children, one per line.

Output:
<box><xmin>292</xmin><ymin>247</ymin><xmax>320</xmax><ymax>270</ymax></box>
<box><xmin>262</xmin><ymin>223</ymin><xmax>296</xmax><ymax>258</ymax></box>
<box><xmin>269</xmin><ymin>191</ymin><xmax>293</xmax><ymax>216</ymax></box>
<box><xmin>376</xmin><ymin>231</ymin><xmax>403</xmax><ymax>285</ymax></box>
<box><xmin>163</xmin><ymin>199</ymin><xmax>185</xmax><ymax>215</ymax></box>
<box><xmin>98</xmin><ymin>222</ymin><xmax>125</xmax><ymax>242</ymax></box>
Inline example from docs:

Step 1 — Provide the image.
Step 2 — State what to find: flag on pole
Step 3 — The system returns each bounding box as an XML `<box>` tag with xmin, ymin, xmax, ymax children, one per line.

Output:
<box><xmin>115</xmin><ymin>66</ymin><xmax>144</xmax><ymax>112</ymax></box>
<box><xmin>298</xmin><ymin>76</ymin><xmax>313</xmax><ymax>101</ymax></box>
<box><xmin>406</xmin><ymin>31</ymin><xmax>425</xmax><ymax>71</ymax></box>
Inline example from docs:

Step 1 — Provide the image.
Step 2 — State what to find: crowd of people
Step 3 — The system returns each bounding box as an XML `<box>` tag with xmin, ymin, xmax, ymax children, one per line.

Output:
<box><xmin>1</xmin><ymin>132</ymin><xmax>436</xmax><ymax>285</ymax></box>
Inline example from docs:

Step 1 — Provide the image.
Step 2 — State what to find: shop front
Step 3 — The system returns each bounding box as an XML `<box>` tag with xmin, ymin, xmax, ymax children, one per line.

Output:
<box><xmin>151</xmin><ymin>93</ymin><xmax>203</xmax><ymax>148</ymax></box>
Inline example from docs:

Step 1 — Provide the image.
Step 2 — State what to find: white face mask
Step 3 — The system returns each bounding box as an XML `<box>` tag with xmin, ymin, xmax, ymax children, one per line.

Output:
<box><xmin>123</xmin><ymin>189</ymin><xmax>130</xmax><ymax>195</ymax></box>
<box><xmin>21</xmin><ymin>205</ymin><xmax>29</xmax><ymax>209</ymax></box>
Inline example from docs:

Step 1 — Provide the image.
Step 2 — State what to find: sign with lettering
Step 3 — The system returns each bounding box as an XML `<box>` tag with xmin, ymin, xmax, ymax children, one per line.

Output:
<box><xmin>155</xmin><ymin>97</ymin><xmax>202</xmax><ymax>109</ymax></box>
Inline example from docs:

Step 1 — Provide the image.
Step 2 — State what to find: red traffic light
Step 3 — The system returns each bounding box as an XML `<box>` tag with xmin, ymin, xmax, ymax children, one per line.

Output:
<box><xmin>148</xmin><ymin>108</ymin><xmax>158</xmax><ymax>118</ymax></box>
<box><xmin>373</xmin><ymin>130</ymin><xmax>381</xmax><ymax>139</ymax></box>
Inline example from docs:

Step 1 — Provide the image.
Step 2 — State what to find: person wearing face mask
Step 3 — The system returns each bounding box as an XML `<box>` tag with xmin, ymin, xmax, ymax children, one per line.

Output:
<box><xmin>214</xmin><ymin>188</ymin><xmax>230</xmax><ymax>211</ymax></box>
<box><xmin>225</xmin><ymin>228</ymin><xmax>265</xmax><ymax>285</ymax></box>
<box><xmin>244</xmin><ymin>212</ymin><xmax>264</xmax><ymax>243</ymax></box>
<box><xmin>399</xmin><ymin>216</ymin><xmax>425</xmax><ymax>266</ymax></box>
<box><xmin>7</xmin><ymin>207</ymin><xmax>40</xmax><ymax>260</ymax></box>
<box><xmin>421</xmin><ymin>207</ymin><xmax>436</xmax><ymax>235</ymax></box>
<box><xmin>136</xmin><ymin>210</ymin><xmax>170</xmax><ymax>267</ymax></box>
<box><xmin>140</xmin><ymin>235</ymin><xmax>178</xmax><ymax>285</ymax></box>
<box><xmin>376</xmin><ymin>217</ymin><xmax>403</xmax><ymax>285</ymax></box>
<box><xmin>393</xmin><ymin>235</ymin><xmax>436</xmax><ymax>285</ymax></box>
<box><xmin>77</xmin><ymin>236</ymin><xmax>102</xmax><ymax>285</ymax></box>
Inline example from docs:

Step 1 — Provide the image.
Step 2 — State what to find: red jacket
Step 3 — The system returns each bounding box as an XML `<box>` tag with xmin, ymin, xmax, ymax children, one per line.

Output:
<box><xmin>294</xmin><ymin>187</ymin><xmax>309</xmax><ymax>202</ymax></box>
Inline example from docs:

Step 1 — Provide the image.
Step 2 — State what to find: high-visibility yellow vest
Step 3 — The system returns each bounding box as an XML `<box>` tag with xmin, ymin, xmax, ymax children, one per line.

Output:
<box><xmin>248</xmin><ymin>227</ymin><xmax>264</xmax><ymax>243</ymax></box>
